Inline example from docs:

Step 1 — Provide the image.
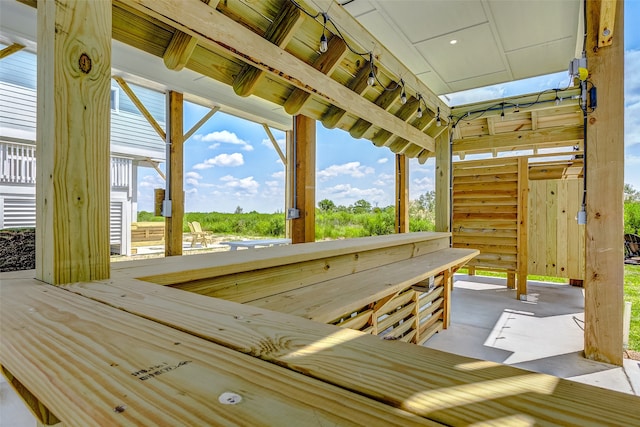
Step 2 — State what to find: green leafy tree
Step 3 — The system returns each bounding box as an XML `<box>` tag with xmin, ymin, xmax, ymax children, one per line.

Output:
<box><xmin>234</xmin><ymin>205</ymin><xmax>243</xmax><ymax>214</ymax></box>
<box><xmin>625</xmin><ymin>184</ymin><xmax>640</xmax><ymax>202</ymax></box>
<box><xmin>318</xmin><ymin>199</ymin><xmax>336</xmax><ymax>212</ymax></box>
<box><xmin>351</xmin><ymin>199</ymin><xmax>372</xmax><ymax>214</ymax></box>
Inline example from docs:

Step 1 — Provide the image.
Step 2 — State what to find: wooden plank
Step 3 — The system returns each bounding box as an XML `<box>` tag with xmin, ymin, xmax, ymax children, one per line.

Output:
<box><xmin>284</xmin><ymin>36</ymin><xmax>349</xmax><ymax>116</ymax></box>
<box><xmin>336</xmin><ymin>309</ymin><xmax>373</xmax><ymax>330</ymax></box>
<box><xmin>545</xmin><ymin>180</ymin><xmax>558</xmax><ymax>277</ymax></box>
<box><xmin>517</xmin><ymin>157</ymin><xmax>529</xmax><ymax>298</ymax></box>
<box><xmin>36</xmin><ymin>0</ymin><xmax>111</xmax><ymax>284</ymax></box>
<box><xmin>377</xmin><ymin>303</ymin><xmax>416</xmax><ymax>333</ymax></box>
<box><xmin>0</xmin><ymin>42</ymin><xmax>25</xmax><ymax>60</ymax></box>
<box><xmin>598</xmin><ymin>0</ymin><xmax>617</xmax><ymax>47</ymax></box>
<box><xmin>350</xmin><ymin>82</ymin><xmax>402</xmax><ymax>139</ymax></box>
<box><xmin>453</xmin><ymin>126</ymin><xmax>583</xmax><ymax>154</ymax></box>
<box><xmin>2</xmin><ymin>280</ymin><xmax>434</xmax><ymax>427</ymax></box>
<box><xmin>165</xmin><ymin>91</ymin><xmax>184</xmax><ymax>257</ymax></box>
<box><xmin>248</xmin><ymin>248</ymin><xmax>478</xmax><ymax>323</ymax></box>
<box><xmin>233</xmin><ymin>1</ymin><xmax>304</xmax><ymax>97</ymax></box>
<box><xmin>377</xmin><ymin>289</ymin><xmax>416</xmax><ymax>315</ymax></box>
<box><xmin>507</xmin><ymin>271</ymin><xmax>516</xmax><ymax>289</ymax></box>
<box><xmin>1</xmin><ymin>366</ymin><xmax>60</xmax><ymax>426</ymax></box>
<box><xmin>114</xmin><ymin>76</ymin><xmax>166</xmax><ymax>141</ymax></box>
<box><xmin>395</xmin><ymin>154</ymin><xmax>409</xmax><ymax>233</ymax></box>
<box><xmin>584</xmin><ymin>0</ymin><xmax>624</xmax><ymax>365</ymax></box>
<box><xmin>291</xmin><ymin>115</ymin><xmax>316</xmax><ymax>243</ymax></box>
<box><xmin>60</xmin><ymin>276</ymin><xmax>640</xmax><ymax>426</ymax></box>
<box><xmin>121</xmin><ymin>0</ymin><xmax>436</xmax><ymax>152</ymax></box>
<box><xmin>556</xmin><ymin>180</ymin><xmax>569</xmax><ymax>277</ymax></box>
<box><xmin>418</xmin><ymin>320</ymin><xmax>443</xmax><ymax>345</ymax></box>
<box><xmin>322</xmin><ymin>61</ymin><xmax>373</xmax><ymax>129</ymax></box>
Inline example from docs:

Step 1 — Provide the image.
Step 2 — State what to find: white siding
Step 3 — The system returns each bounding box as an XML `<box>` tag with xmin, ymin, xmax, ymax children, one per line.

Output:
<box><xmin>1</xmin><ymin>197</ymin><xmax>35</xmax><ymax>228</ymax></box>
<box><xmin>0</xmin><ymin>82</ymin><xmax>37</xmax><ymax>138</ymax></box>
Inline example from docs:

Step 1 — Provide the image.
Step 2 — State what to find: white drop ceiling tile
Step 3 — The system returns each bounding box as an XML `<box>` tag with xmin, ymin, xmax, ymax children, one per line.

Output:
<box><xmin>357</xmin><ymin>10</ymin><xmax>432</xmax><ymax>75</ymax></box>
<box><xmin>488</xmin><ymin>0</ymin><xmax>579</xmax><ymax>52</ymax></box>
<box><xmin>416</xmin><ymin>71</ymin><xmax>450</xmax><ymax>96</ymax></box>
<box><xmin>446</xmin><ymin>70</ymin><xmax>511</xmax><ymax>93</ymax></box>
<box><xmin>375</xmin><ymin>0</ymin><xmax>486</xmax><ymax>44</ymax></box>
<box><xmin>414</xmin><ymin>24</ymin><xmax>506</xmax><ymax>83</ymax></box>
<box><xmin>341</xmin><ymin>0</ymin><xmax>377</xmax><ymax>18</ymax></box>
<box><xmin>506</xmin><ymin>38</ymin><xmax>576</xmax><ymax>80</ymax></box>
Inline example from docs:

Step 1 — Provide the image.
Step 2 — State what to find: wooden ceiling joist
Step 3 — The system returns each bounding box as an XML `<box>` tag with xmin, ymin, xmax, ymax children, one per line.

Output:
<box><xmin>350</xmin><ymin>82</ymin><xmax>402</xmax><ymax>139</ymax></box>
<box><xmin>233</xmin><ymin>1</ymin><xmax>305</xmax><ymax>97</ymax></box>
<box><xmin>120</xmin><ymin>0</ymin><xmax>437</xmax><ymax>153</ymax></box>
<box><xmin>322</xmin><ymin>61</ymin><xmax>374</xmax><ymax>129</ymax></box>
<box><xmin>0</xmin><ymin>42</ymin><xmax>25</xmax><ymax>60</ymax></box>
<box><xmin>284</xmin><ymin>35</ymin><xmax>349</xmax><ymax>116</ymax></box>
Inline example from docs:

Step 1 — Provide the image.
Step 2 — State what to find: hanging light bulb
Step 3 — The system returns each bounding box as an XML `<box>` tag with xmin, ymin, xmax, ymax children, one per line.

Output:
<box><xmin>367</xmin><ymin>53</ymin><xmax>376</xmax><ymax>86</ymax></box>
<box><xmin>319</xmin><ymin>13</ymin><xmax>328</xmax><ymax>53</ymax></box>
<box><xmin>436</xmin><ymin>106</ymin><xmax>441</xmax><ymax>127</ymax></box>
<box><xmin>400</xmin><ymin>79</ymin><xmax>407</xmax><ymax>104</ymax></box>
<box><xmin>554</xmin><ymin>90</ymin><xmax>561</xmax><ymax>106</ymax></box>
<box><xmin>416</xmin><ymin>106</ymin><xmax>423</xmax><ymax>118</ymax></box>
<box><xmin>500</xmin><ymin>103</ymin><xmax>505</xmax><ymax>121</ymax></box>
<box><xmin>319</xmin><ymin>33</ymin><xmax>328</xmax><ymax>53</ymax></box>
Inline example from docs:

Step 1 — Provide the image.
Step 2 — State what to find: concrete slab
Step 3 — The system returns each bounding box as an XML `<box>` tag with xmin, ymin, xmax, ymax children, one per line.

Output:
<box><xmin>425</xmin><ymin>274</ymin><xmax>639</xmax><ymax>396</ymax></box>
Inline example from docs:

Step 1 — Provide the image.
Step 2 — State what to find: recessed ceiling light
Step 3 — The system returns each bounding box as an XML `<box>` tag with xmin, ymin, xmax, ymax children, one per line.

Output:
<box><xmin>450</xmin><ymin>39</ymin><xmax>458</xmax><ymax>45</ymax></box>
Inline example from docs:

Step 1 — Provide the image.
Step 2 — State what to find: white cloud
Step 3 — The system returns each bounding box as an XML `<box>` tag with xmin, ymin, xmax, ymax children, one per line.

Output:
<box><xmin>262</xmin><ymin>137</ymin><xmax>286</xmax><ymax>149</ymax></box>
<box><xmin>138</xmin><ymin>173</ymin><xmax>165</xmax><ymax>188</ymax></box>
<box><xmin>185</xmin><ymin>188</ymin><xmax>198</xmax><ymax>194</ymax></box>
<box><xmin>185</xmin><ymin>171</ymin><xmax>203</xmax><ymax>180</ymax></box>
<box><xmin>272</xmin><ymin>170</ymin><xmax>285</xmax><ymax>180</ymax></box>
<box><xmin>412</xmin><ymin>176</ymin><xmax>434</xmax><ymax>193</ymax></box>
<box><xmin>625</xmin><ymin>50</ymin><xmax>640</xmax><ymax>150</ymax></box>
<box><xmin>318</xmin><ymin>162</ymin><xmax>374</xmax><ymax>181</ymax></box>
<box><xmin>219</xmin><ymin>175</ymin><xmax>259</xmax><ymax>195</ymax></box>
<box><xmin>193</xmin><ymin>153</ymin><xmax>244</xmax><ymax>170</ymax></box>
<box><xmin>323</xmin><ymin>184</ymin><xmax>384</xmax><ymax>199</ymax></box>
<box><xmin>194</xmin><ymin>130</ymin><xmax>254</xmax><ymax>151</ymax></box>
<box><xmin>377</xmin><ymin>158</ymin><xmax>389</xmax><ymax>164</ymax></box>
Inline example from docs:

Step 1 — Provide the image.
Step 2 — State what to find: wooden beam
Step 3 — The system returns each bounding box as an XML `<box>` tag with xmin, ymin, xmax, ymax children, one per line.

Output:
<box><xmin>36</xmin><ymin>0</ymin><xmax>111</xmax><ymax>284</ymax></box>
<box><xmin>598</xmin><ymin>0</ymin><xmax>617</xmax><ymax>47</ymax></box>
<box><xmin>183</xmin><ymin>106</ymin><xmax>219</xmax><ymax>141</ymax></box>
<box><xmin>0</xmin><ymin>42</ymin><xmax>25</xmax><ymax>60</ymax></box>
<box><xmin>530</xmin><ymin>111</ymin><xmax>538</xmax><ymax>131</ymax></box>
<box><xmin>395</xmin><ymin>154</ymin><xmax>409</xmax><ymax>233</ymax></box>
<box><xmin>165</xmin><ymin>91</ymin><xmax>184</xmax><ymax>257</ymax></box>
<box><xmin>285</xmin><ymin>130</ymin><xmax>293</xmax><ymax>239</ymax></box>
<box><xmin>284</xmin><ymin>36</ymin><xmax>349</xmax><ymax>116</ymax></box>
<box><xmin>528</xmin><ymin>159</ymin><xmax>584</xmax><ymax>180</ymax></box>
<box><xmin>584</xmin><ymin>0</ymin><xmax>624</xmax><ymax>366</ymax></box>
<box><xmin>350</xmin><ymin>83</ymin><xmax>402</xmax><ymax>139</ymax></box>
<box><xmin>121</xmin><ymin>0</ymin><xmax>436</xmax><ymax>152</ymax></box>
<box><xmin>145</xmin><ymin>158</ymin><xmax>166</xmax><ymax>180</ymax></box>
<box><xmin>114</xmin><ymin>76</ymin><xmax>166</xmax><ymax>141</ymax></box>
<box><xmin>263</xmin><ymin>123</ymin><xmax>286</xmax><ymax>164</ymax></box>
<box><xmin>453</xmin><ymin>126</ymin><xmax>583</xmax><ymax>154</ymax></box>
<box><xmin>373</xmin><ymin>97</ymin><xmax>421</xmax><ymax>147</ymax></box>
<box><xmin>322</xmin><ymin>62</ymin><xmax>373</xmax><ymax>129</ymax></box>
<box><xmin>233</xmin><ymin>1</ymin><xmax>305</xmax><ymax>97</ymax></box>
<box><xmin>435</xmin><ymin>130</ymin><xmax>451</xmax><ymax>232</ymax></box>
<box><xmin>2</xmin><ymin>366</ymin><xmax>60</xmax><ymax>426</ymax></box>
<box><xmin>516</xmin><ymin>157</ymin><xmax>529</xmax><ymax>299</ymax></box>
<box><xmin>291</xmin><ymin>115</ymin><xmax>315</xmax><ymax>243</ymax></box>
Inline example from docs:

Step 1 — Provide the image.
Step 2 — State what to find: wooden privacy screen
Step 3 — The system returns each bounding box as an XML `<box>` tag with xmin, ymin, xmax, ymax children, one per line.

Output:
<box><xmin>528</xmin><ymin>179</ymin><xmax>585</xmax><ymax>280</ymax></box>
<box><xmin>452</xmin><ymin>157</ymin><xmax>528</xmax><ymax>295</ymax></box>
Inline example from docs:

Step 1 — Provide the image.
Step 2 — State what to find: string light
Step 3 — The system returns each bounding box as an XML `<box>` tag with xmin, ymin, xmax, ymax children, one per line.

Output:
<box><xmin>500</xmin><ymin>103</ymin><xmax>505</xmax><ymax>121</ymax></box>
<box><xmin>400</xmin><ymin>79</ymin><xmax>407</xmax><ymax>104</ymax></box>
<box><xmin>319</xmin><ymin>13</ymin><xmax>328</xmax><ymax>53</ymax></box>
<box><xmin>436</xmin><ymin>106</ymin><xmax>441</xmax><ymax>126</ymax></box>
<box><xmin>367</xmin><ymin>53</ymin><xmax>376</xmax><ymax>86</ymax></box>
<box><xmin>554</xmin><ymin>90</ymin><xmax>561</xmax><ymax>106</ymax></box>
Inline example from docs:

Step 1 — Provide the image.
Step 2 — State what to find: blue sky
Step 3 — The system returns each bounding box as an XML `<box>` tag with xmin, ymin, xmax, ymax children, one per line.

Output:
<box><xmin>138</xmin><ymin>3</ymin><xmax>639</xmax><ymax>214</ymax></box>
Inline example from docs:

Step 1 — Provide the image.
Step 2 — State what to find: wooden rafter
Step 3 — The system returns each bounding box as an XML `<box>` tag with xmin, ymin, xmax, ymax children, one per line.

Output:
<box><xmin>373</xmin><ymin>98</ymin><xmax>421</xmax><ymax>147</ymax></box>
<box><xmin>322</xmin><ymin>62</ymin><xmax>374</xmax><ymax>129</ymax></box>
<box><xmin>233</xmin><ymin>1</ymin><xmax>305</xmax><ymax>97</ymax></box>
<box><xmin>0</xmin><ymin>42</ymin><xmax>25</xmax><ymax>60</ymax></box>
<box><xmin>114</xmin><ymin>76</ymin><xmax>166</xmax><ymax>141</ymax></box>
<box><xmin>350</xmin><ymin>82</ymin><xmax>402</xmax><ymax>139</ymax></box>
<box><xmin>121</xmin><ymin>0</ymin><xmax>437</xmax><ymax>153</ymax></box>
<box><xmin>284</xmin><ymin>36</ymin><xmax>349</xmax><ymax>116</ymax></box>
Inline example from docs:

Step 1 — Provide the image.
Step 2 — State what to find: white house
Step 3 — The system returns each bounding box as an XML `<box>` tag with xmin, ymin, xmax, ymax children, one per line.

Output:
<box><xmin>0</xmin><ymin>45</ymin><xmax>165</xmax><ymax>255</ymax></box>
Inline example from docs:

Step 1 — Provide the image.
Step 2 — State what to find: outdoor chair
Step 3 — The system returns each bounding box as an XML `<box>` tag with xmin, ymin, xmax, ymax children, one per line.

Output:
<box><xmin>624</xmin><ymin>233</ymin><xmax>640</xmax><ymax>263</ymax></box>
<box><xmin>188</xmin><ymin>221</ymin><xmax>213</xmax><ymax>248</ymax></box>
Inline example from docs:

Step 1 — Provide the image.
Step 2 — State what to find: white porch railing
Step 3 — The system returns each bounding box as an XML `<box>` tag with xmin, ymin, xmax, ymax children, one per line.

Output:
<box><xmin>0</xmin><ymin>141</ymin><xmax>36</xmax><ymax>184</ymax></box>
<box><xmin>0</xmin><ymin>142</ymin><xmax>133</xmax><ymax>189</ymax></box>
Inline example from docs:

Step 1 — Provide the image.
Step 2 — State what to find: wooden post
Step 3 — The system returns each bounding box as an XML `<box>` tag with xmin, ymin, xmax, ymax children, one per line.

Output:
<box><xmin>435</xmin><ymin>129</ymin><xmax>451</xmax><ymax>233</ymax></box>
<box><xmin>36</xmin><ymin>0</ymin><xmax>111</xmax><ymax>284</ymax></box>
<box><xmin>395</xmin><ymin>154</ymin><xmax>409</xmax><ymax>233</ymax></box>
<box><xmin>516</xmin><ymin>157</ymin><xmax>529</xmax><ymax>298</ymax></box>
<box><xmin>291</xmin><ymin>115</ymin><xmax>315</xmax><ymax>243</ymax></box>
<box><xmin>584</xmin><ymin>0</ymin><xmax>624</xmax><ymax>365</ymax></box>
<box><xmin>165</xmin><ymin>91</ymin><xmax>184</xmax><ymax>256</ymax></box>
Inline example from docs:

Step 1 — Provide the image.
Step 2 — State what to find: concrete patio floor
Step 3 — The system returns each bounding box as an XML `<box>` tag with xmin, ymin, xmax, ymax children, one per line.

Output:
<box><xmin>1</xmin><ymin>274</ymin><xmax>638</xmax><ymax>426</ymax></box>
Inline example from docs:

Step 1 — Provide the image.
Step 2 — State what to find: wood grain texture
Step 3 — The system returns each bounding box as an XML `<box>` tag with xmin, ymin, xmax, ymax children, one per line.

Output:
<box><xmin>584</xmin><ymin>0</ymin><xmax>624</xmax><ymax>365</ymax></box>
<box><xmin>165</xmin><ymin>91</ymin><xmax>184</xmax><ymax>256</ymax></box>
<box><xmin>291</xmin><ymin>115</ymin><xmax>316</xmax><ymax>243</ymax></box>
<box><xmin>58</xmin><ymin>275</ymin><xmax>640</xmax><ymax>426</ymax></box>
<box><xmin>36</xmin><ymin>0</ymin><xmax>111</xmax><ymax>284</ymax></box>
<box><xmin>1</xmin><ymin>279</ymin><xmax>435</xmax><ymax>427</ymax></box>
<box><xmin>435</xmin><ymin>130</ymin><xmax>451</xmax><ymax>232</ymax></box>
<box><xmin>395</xmin><ymin>154</ymin><xmax>409</xmax><ymax>233</ymax></box>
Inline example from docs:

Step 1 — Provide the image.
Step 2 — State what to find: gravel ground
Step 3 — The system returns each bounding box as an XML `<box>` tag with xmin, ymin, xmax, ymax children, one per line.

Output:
<box><xmin>0</xmin><ymin>228</ymin><xmax>35</xmax><ymax>272</ymax></box>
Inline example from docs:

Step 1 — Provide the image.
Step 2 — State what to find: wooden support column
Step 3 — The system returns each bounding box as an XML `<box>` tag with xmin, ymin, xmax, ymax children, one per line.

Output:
<box><xmin>584</xmin><ymin>0</ymin><xmax>624</xmax><ymax>365</ymax></box>
<box><xmin>435</xmin><ymin>129</ymin><xmax>451</xmax><ymax>233</ymax></box>
<box><xmin>285</xmin><ymin>130</ymin><xmax>293</xmax><ymax>239</ymax></box>
<box><xmin>395</xmin><ymin>154</ymin><xmax>409</xmax><ymax>233</ymax></box>
<box><xmin>291</xmin><ymin>116</ymin><xmax>315</xmax><ymax>243</ymax></box>
<box><xmin>516</xmin><ymin>157</ymin><xmax>529</xmax><ymax>299</ymax></box>
<box><xmin>165</xmin><ymin>91</ymin><xmax>184</xmax><ymax>256</ymax></box>
<box><xmin>36</xmin><ymin>0</ymin><xmax>111</xmax><ymax>284</ymax></box>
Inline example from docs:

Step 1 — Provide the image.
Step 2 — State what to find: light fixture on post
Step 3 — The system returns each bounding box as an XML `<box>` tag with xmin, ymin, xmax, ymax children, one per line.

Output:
<box><xmin>367</xmin><ymin>53</ymin><xmax>376</xmax><ymax>86</ymax></box>
<box><xmin>436</xmin><ymin>106</ymin><xmax>441</xmax><ymax>127</ymax></box>
<box><xmin>319</xmin><ymin>13</ymin><xmax>328</xmax><ymax>53</ymax></box>
<box><xmin>400</xmin><ymin>79</ymin><xmax>407</xmax><ymax>104</ymax></box>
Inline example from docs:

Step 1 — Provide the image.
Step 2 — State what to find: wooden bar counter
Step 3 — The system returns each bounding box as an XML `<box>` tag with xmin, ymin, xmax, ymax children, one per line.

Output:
<box><xmin>2</xmin><ymin>233</ymin><xmax>639</xmax><ymax>426</ymax></box>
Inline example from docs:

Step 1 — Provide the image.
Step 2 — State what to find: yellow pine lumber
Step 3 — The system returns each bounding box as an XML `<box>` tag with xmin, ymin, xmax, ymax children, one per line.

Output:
<box><xmin>336</xmin><ymin>309</ymin><xmax>373</xmax><ymax>330</ymax></box>
<box><xmin>377</xmin><ymin>303</ymin><xmax>417</xmax><ymax>332</ymax></box>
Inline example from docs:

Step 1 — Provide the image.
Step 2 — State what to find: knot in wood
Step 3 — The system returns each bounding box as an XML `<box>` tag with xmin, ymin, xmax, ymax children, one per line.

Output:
<box><xmin>78</xmin><ymin>53</ymin><xmax>92</xmax><ymax>74</ymax></box>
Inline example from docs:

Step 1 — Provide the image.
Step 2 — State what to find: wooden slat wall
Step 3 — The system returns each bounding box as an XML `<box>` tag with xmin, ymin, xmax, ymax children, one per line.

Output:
<box><xmin>528</xmin><ymin>179</ymin><xmax>585</xmax><ymax>279</ymax></box>
<box><xmin>452</xmin><ymin>158</ymin><xmax>520</xmax><ymax>272</ymax></box>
